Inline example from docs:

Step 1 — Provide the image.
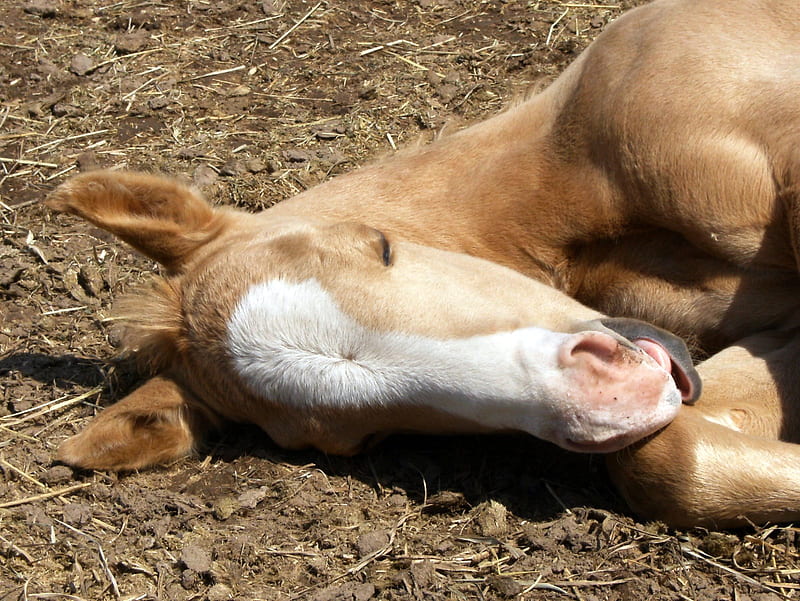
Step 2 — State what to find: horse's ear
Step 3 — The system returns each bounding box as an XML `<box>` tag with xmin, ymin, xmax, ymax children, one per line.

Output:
<box><xmin>58</xmin><ymin>376</ymin><xmax>216</xmax><ymax>471</ymax></box>
<box><xmin>46</xmin><ymin>171</ymin><xmax>227</xmax><ymax>271</ymax></box>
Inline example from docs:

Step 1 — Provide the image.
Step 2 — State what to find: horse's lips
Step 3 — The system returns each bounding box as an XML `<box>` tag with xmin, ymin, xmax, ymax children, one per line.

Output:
<box><xmin>634</xmin><ymin>338</ymin><xmax>672</xmax><ymax>371</ymax></box>
<box><xmin>633</xmin><ymin>337</ymin><xmax>696</xmax><ymax>402</ymax></box>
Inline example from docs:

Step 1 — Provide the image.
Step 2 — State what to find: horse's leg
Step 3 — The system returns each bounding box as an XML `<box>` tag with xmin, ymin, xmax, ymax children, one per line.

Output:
<box><xmin>607</xmin><ymin>331</ymin><xmax>800</xmax><ymax>527</ymax></box>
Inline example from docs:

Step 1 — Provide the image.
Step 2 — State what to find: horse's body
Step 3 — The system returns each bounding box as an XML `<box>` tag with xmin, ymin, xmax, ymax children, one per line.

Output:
<box><xmin>48</xmin><ymin>0</ymin><xmax>800</xmax><ymax>527</ymax></box>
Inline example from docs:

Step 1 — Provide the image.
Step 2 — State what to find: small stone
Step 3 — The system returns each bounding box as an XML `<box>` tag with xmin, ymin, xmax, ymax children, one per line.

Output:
<box><xmin>180</xmin><ymin>544</ymin><xmax>212</xmax><ymax>573</ymax></box>
<box><xmin>11</xmin><ymin>399</ymin><xmax>36</xmax><ymax>413</ymax></box>
<box><xmin>78</xmin><ymin>263</ymin><xmax>104</xmax><ymax>296</ymax></box>
<box><xmin>76</xmin><ymin>151</ymin><xmax>100</xmax><ymax>173</ymax></box>
<box><xmin>70</xmin><ymin>53</ymin><xmax>94</xmax><ymax>76</ymax></box>
<box><xmin>245</xmin><ymin>158</ymin><xmax>267</xmax><ymax>174</ymax></box>
<box><xmin>193</xmin><ymin>164</ymin><xmax>218</xmax><ymax>188</ymax></box>
<box><xmin>473</xmin><ymin>500</ymin><xmax>509</xmax><ymax>538</ymax></box>
<box><xmin>355</xmin><ymin>530</ymin><xmax>390</xmax><ymax>558</ymax></box>
<box><xmin>261</xmin><ymin>0</ymin><xmax>279</xmax><ymax>14</ymax></box>
<box><xmin>181</xmin><ymin>568</ymin><xmax>200</xmax><ymax>590</ymax></box>
<box><xmin>698</xmin><ymin>532</ymin><xmax>739</xmax><ymax>557</ymax></box>
<box><xmin>226</xmin><ymin>84</ymin><xmax>251</xmax><ymax>97</ymax></box>
<box><xmin>62</xmin><ymin>503</ymin><xmax>93</xmax><ymax>527</ymax></box>
<box><xmin>219</xmin><ymin>159</ymin><xmax>244</xmax><ymax>177</ymax></box>
<box><xmin>24</xmin><ymin>0</ymin><xmax>57</xmax><ymax>17</ymax></box>
<box><xmin>283</xmin><ymin>148</ymin><xmax>312</xmax><ymax>163</ymax></box>
<box><xmin>52</xmin><ymin>103</ymin><xmax>83</xmax><ymax>117</ymax></box>
<box><xmin>590</xmin><ymin>16</ymin><xmax>605</xmax><ymax>28</ymax></box>
<box><xmin>435</xmin><ymin>83</ymin><xmax>459</xmax><ymax>103</ymax></box>
<box><xmin>114</xmin><ymin>30</ymin><xmax>149</xmax><ymax>54</ymax></box>
<box><xmin>313</xmin><ymin>123</ymin><xmax>345</xmax><ymax>140</ymax></box>
<box><xmin>312</xmin><ymin>583</ymin><xmax>375</xmax><ymax>601</ymax></box>
<box><xmin>148</xmin><ymin>96</ymin><xmax>170</xmax><ymax>110</ymax></box>
<box><xmin>207</xmin><ymin>583</ymin><xmax>233</xmax><ymax>601</ymax></box>
<box><xmin>212</xmin><ymin>495</ymin><xmax>237</xmax><ymax>520</ymax></box>
<box><xmin>42</xmin><ymin>465</ymin><xmax>73</xmax><ymax>485</ymax></box>
<box><xmin>176</xmin><ymin>147</ymin><xmax>200</xmax><ymax>159</ymax></box>
<box><xmin>424</xmin><ymin>490</ymin><xmax>468</xmax><ymax>514</ymax></box>
<box><xmin>237</xmin><ymin>486</ymin><xmax>268</xmax><ymax>509</ymax></box>
<box><xmin>487</xmin><ymin>575</ymin><xmax>524</xmax><ymax>598</ymax></box>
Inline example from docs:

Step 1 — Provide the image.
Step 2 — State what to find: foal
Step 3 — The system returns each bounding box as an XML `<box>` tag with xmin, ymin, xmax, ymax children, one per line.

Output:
<box><xmin>48</xmin><ymin>0</ymin><xmax>800</xmax><ymax>527</ymax></box>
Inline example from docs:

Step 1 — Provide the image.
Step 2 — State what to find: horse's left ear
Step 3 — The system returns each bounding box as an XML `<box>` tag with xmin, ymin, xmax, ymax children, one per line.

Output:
<box><xmin>46</xmin><ymin>170</ymin><xmax>229</xmax><ymax>272</ymax></box>
<box><xmin>58</xmin><ymin>376</ymin><xmax>216</xmax><ymax>471</ymax></box>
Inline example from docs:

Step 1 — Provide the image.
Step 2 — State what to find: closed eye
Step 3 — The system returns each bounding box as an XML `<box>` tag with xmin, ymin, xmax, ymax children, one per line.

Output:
<box><xmin>379</xmin><ymin>232</ymin><xmax>392</xmax><ymax>266</ymax></box>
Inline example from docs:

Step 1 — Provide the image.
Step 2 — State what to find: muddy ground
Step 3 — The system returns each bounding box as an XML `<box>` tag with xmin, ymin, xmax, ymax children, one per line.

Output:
<box><xmin>1</xmin><ymin>0</ymin><xmax>799</xmax><ymax>600</ymax></box>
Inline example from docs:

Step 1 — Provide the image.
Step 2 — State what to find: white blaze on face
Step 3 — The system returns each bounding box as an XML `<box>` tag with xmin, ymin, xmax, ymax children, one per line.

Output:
<box><xmin>225</xmin><ymin>279</ymin><xmax>681</xmax><ymax>448</ymax></box>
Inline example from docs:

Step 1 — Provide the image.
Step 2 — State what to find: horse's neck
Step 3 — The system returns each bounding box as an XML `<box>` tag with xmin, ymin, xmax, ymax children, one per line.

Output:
<box><xmin>265</xmin><ymin>88</ymin><xmax>615</xmax><ymax>284</ymax></box>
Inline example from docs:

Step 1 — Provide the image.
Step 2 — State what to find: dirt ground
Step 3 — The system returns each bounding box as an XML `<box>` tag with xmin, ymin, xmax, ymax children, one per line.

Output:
<box><xmin>1</xmin><ymin>0</ymin><xmax>799</xmax><ymax>600</ymax></box>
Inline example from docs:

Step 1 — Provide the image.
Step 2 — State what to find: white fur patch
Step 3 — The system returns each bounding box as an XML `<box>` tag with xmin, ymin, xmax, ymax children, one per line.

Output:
<box><xmin>226</xmin><ymin>279</ymin><xmax>683</xmax><ymax>447</ymax></box>
<box><xmin>225</xmin><ymin>279</ymin><xmax>567</xmax><ymax>435</ymax></box>
<box><xmin>702</xmin><ymin>413</ymin><xmax>743</xmax><ymax>432</ymax></box>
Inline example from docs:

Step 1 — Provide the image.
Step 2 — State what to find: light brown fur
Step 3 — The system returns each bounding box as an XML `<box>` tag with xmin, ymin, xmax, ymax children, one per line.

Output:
<box><xmin>46</xmin><ymin>0</ymin><xmax>800</xmax><ymax>527</ymax></box>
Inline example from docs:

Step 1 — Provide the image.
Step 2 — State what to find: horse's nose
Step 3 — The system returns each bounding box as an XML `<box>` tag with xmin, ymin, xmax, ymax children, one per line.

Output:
<box><xmin>558</xmin><ymin>331</ymin><xmax>625</xmax><ymax>370</ymax></box>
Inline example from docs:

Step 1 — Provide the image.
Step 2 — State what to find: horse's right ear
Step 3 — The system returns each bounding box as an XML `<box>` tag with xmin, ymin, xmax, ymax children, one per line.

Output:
<box><xmin>46</xmin><ymin>171</ymin><xmax>227</xmax><ymax>271</ymax></box>
<box><xmin>57</xmin><ymin>376</ymin><xmax>216</xmax><ymax>471</ymax></box>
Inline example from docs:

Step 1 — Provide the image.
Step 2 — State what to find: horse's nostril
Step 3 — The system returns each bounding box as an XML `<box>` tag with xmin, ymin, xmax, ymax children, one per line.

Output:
<box><xmin>559</xmin><ymin>332</ymin><xmax>621</xmax><ymax>367</ymax></box>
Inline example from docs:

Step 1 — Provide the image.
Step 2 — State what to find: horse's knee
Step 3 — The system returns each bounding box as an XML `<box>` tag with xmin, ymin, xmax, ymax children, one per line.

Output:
<box><xmin>606</xmin><ymin>411</ymin><xmax>707</xmax><ymax>527</ymax></box>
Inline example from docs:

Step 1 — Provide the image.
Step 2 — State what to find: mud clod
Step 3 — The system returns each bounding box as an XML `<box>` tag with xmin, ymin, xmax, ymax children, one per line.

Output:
<box><xmin>62</xmin><ymin>503</ymin><xmax>92</xmax><ymax>527</ymax></box>
<box><xmin>23</xmin><ymin>0</ymin><xmax>57</xmax><ymax>18</ymax></box>
<box><xmin>114</xmin><ymin>31</ymin><xmax>150</xmax><ymax>54</ymax></box>
<box><xmin>355</xmin><ymin>529</ymin><xmax>390</xmax><ymax>558</ymax></box>
<box><xmin>473</xmin><ymin>499</ymin><xmax>509</xmax><ymax>537</ymax></box>
<box><xmin>181</xmin><ymin>544</ymin><xmax>212</xmax><ymax>574</ymax></box>
<box><xmin>69</xmin><ymin>53</ymin><xmax>94</xmax><ymax>76</ymax></box>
